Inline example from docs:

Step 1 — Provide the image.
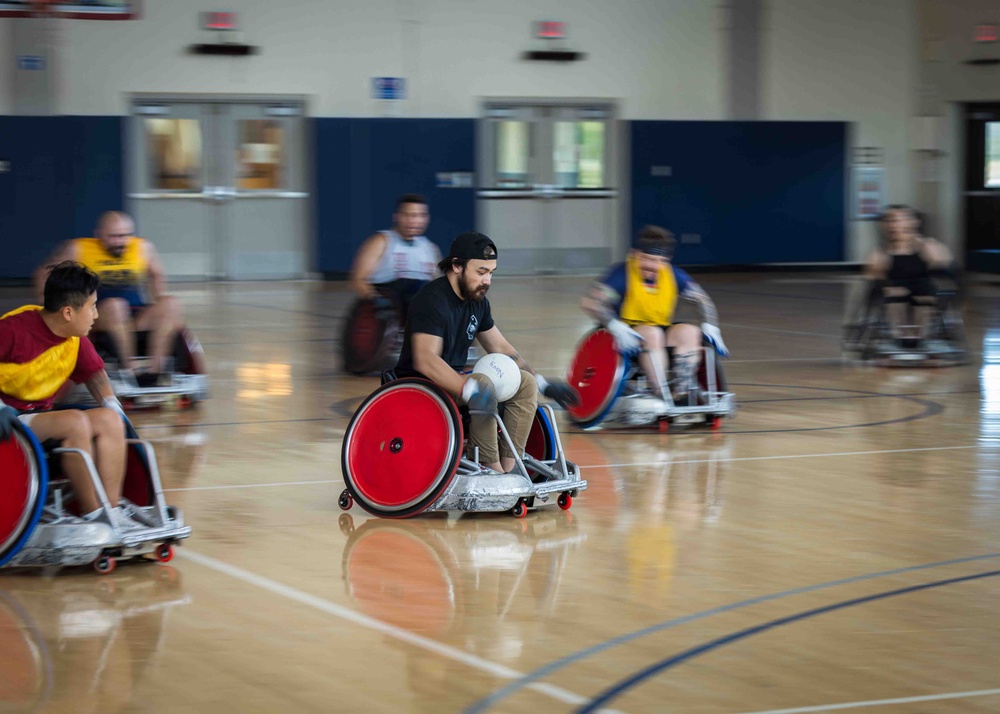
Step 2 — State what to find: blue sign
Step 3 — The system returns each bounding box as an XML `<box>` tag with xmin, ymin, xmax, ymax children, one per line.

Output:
<box><xmin>372</xmin><ymin>77</ymin><xmax>406</xmax><ymax>100</ymax></box>
<box><xmin>17</xmin><ymin>55</ymin><xmax>44</xmax><ymax>71</ymax></box>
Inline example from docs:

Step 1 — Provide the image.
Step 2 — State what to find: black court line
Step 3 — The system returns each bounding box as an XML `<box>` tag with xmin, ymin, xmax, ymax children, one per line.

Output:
<box><xmin>577</xmin><ymin>568</ymin><xmax>1000</xmax><ymax>712</ymax></box>
<box><xmin>565</xmin><ymin>383</ymin><xmax>946</xmax><ymax>436</ymax></box>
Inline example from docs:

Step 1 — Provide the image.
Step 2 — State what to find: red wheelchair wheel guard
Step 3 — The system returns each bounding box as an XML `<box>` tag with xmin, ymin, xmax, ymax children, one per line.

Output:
<box><xmin>341</xmin><ymin>298</ymin><xmax>400</xmax><ymax>375</ymax></box>
<box><xmin>524</xmin><ymin>408</ymin><xmax>556</xmax><ymax>462</ymax></box>
<box><xmin>565</xmin><ymin>329</ymin><xmax>627</xmax><ymax>427</ymax></box>
<box><xmin>342</xmin><ymin>379</ymin><xmax>463</xmax><ymax>517</ymax></box>
<box><xmin>0</xmin><ymin>423</ymin><xmax>49</xmax><ymax>567</ymax></box>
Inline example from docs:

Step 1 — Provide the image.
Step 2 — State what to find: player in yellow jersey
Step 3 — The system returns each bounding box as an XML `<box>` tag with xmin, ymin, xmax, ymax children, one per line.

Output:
<box><xmin>35</xmin><ymin>212</ymin><xmax>186</xmax><ymax>384</ymax></box>
<box><xmin>581</xmin><ymin>226</ymin><xmax>728</xmax><ymax>408</ymax></box>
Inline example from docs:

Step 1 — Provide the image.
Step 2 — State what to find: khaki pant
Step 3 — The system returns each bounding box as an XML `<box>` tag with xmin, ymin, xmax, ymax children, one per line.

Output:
<box><xmin>466</xmin><ymin>370</ymin><xmax>538</xmax><ymax>465</ymax></box>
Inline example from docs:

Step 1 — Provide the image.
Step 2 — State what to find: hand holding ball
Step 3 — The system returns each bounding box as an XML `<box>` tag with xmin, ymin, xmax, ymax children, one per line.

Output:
<box><xmin>473</xmin><ymin>353</ymin><xmax>520</xmax><ymax>402</ymax></box>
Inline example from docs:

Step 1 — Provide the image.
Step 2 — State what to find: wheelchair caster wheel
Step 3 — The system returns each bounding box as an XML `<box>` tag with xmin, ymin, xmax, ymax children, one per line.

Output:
<box><xmin>558</xmin><ymin>493</ymin><xmax>572</xmax><ymax>511</ymax></box>
<box><xmin>658</xmin><ymin>420</ymin><xmax>670</xmax><ymax>434</ymax></box>
<box><xmin>94</xmin><ymin>556</ymin><xmax>116</xmax><ymax>575</ymax></box>
<box><xmin>338</xmin><ymin>490</ymin><xmax>353</xmax><ymax>511</ymax></box>
<box><xmin>708</xmin><ymin>416</ymin><xmax>722</xmax><ymax>430</ymax></box>
<box><xmin>511</xmin><ymin>500</ymin><xmax>528</xmax><ymax>519</ymax></box>
<box><xmin>155</xmin><ymin>544</ymin><xmax>175</xmax><ymax>563</ymax></box>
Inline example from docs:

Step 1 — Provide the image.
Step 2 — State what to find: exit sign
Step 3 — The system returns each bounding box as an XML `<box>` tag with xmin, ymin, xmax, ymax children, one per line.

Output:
<box><xmin>535</xmin><ymin>21</ymin><xmax>566</xmax><ymax>40</ymax></box>
<box><xmin>203</xmin><ymin>11</ymin><xmax>237</xmax><ymax>31</ymax></box>
<box><xmin>975</xmin><ymin>23</ymin><xmax>998</xmax><ymax>42</ymax></box>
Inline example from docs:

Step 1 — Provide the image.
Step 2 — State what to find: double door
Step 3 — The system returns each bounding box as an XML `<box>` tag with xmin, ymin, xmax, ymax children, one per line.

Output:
<box><xmin>478</xmin><ymin>102</ymin><xmax>618</xmax><ymax>274</ymax></box>
<box><xmin>128</xmin><ymin>97</ymin><xmax>309</xmax><ymax>279</ymax></box>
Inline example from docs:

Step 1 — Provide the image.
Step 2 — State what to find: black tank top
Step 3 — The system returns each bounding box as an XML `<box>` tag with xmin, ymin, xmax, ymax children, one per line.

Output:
<box><xmin>887</xmin><ymin>251</ymin><xmax>928</xmax><ymax>282</ymax></box>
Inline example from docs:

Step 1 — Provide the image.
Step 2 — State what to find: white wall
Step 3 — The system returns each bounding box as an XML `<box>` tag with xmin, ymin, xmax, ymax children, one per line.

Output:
<box><xmin>57</xmin><ymin>0</ymin><xmax>723</xmax><ymax>119</ymax></box>
<box><xmin>762</xmin><ymin>0</ymin><xmax>918</xmax><ymax>261</ymax></box>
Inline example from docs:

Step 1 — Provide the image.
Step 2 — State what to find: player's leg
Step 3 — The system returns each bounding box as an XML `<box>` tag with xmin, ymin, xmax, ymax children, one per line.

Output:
<box><xmin>666</xmin><ymin>323</ymin><xmax>703</xmax><ymax>403</ymax></box>
<box><xmin>498</xmin><ymin>370</ymin><xmax>538</xmax><ymax>474</ymax></box>
<box><xmin>635</xmin><ymin>325</ymin><xmax>669</xmax><ymax>400</ymax></box>
<box><xmin>466</xmin><ymin>373</ymin><xmax>502</xmax><ymax>472</ymax></box>
<box><xmin>135</xmin><ymin>296</ymin><xmax>183</xmax><ymax>374</ymax></box>
<box><xmin>94</xmin><ymin>297</ymin><xmax>137</xmax><ymax>371</ymax></box>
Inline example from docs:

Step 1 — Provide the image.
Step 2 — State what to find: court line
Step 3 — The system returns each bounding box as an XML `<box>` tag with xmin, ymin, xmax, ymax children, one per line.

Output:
<box><xmin>464</xmin><ymin>552</ymin><xmax>1000</xmax><ymax>713</ymax></box>
<box><xmin>734</xmin><ymin>687</ymin><xmax>1000</xmax><ymax>714</ymax></box>
<box><xmin>577</xmin><ymin>569</ymin><xmax>1000</xmax><ymax>712</ymax></box>
<box><xmin>177</xmin><ymin>548</ymin><xmax>614</xmax><ymax>711</ymax></box>
<box><xmin>159</xmin><ymin>444</ymin><xmax>980</xmax><ymax>494</ymax></box>
<box><xmin>579</xmin><ymin>443</ymin><xmax>977</xmax><ymax>470</ymax></box>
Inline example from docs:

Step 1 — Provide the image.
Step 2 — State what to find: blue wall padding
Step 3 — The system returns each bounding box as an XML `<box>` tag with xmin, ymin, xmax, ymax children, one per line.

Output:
<box><xmin>630</xmin><ymin>121</ymin><xmax>846</xmax><ymax>265</ymax></box>
<box><xmin>0</xmin><ymin>116</ymin><xmax>124</xmax><ymax>278</ymax></box>
<box><xmin>315</xmin><ymin>118</ymin><xmax>476</xmax><ymax>273</ymax></box>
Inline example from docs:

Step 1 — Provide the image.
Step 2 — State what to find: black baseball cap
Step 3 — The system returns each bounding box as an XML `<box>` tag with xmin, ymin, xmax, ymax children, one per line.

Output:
<box><xmin>447</xmin><ymin>232</ymin><xmax>498</xmax><ymax>261</ymax></box>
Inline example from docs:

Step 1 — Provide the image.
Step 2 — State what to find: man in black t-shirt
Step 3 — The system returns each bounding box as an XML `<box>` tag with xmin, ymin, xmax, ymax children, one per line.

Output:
<box><xmin>395</xmin><ymin>232</ymin><xmax>579</xmax><ymax>474</ymax></box>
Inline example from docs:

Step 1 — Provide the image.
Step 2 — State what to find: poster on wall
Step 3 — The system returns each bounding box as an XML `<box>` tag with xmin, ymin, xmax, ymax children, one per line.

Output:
<box><xmin>0</xmin><ymin>1</ymin><xmax>139</xmax><ymax>19</ymax></box>
<box><xmin>853</xmin><ymin>166</ymin><xmax>884</xmax><ymax>220</ymax></box>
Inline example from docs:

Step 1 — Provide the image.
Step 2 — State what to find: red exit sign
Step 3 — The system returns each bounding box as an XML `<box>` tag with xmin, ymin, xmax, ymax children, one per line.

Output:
<box><xmin>203</xmin><ymin>11</ymin><xmax>238</xmax><ymax>31</ymax></box>
<box><xmin>535</xmin><ymin>21</ymin><xmax>566</xmax><ymax>40</ymax></box>
<box><xmin>975</xmin><ymin>23</ymin><xmax>998</xmax><ymax>43</ymax></box>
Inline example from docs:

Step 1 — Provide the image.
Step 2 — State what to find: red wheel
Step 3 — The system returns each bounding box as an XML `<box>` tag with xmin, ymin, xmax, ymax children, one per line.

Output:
<box><xmin>338</xmin><ymin>490</ymin><xmax>353</xmax><ymax>511</ymax></box>
<box><xmin>565</xmin><ymin>329</ymin><xmax>627</xmax><ymax>427</ymax></box>
<box><xmin>658</xmin><ymin>419</ymin><xmax>670</xmax><ymax>434</ymax></box>
<box><xmin>176</xmin><ymin>396</ymin><xmax>192</xmax><ymax>410</ymax></box>
<box><xmin>558</xmin><ymin>493</ymin><xmax>572</xmax><ymax>510</ymax></box>
<box><xmin>511</xmin><ymin>500</ymin><xmax>528</xmax><ymax>518</ymax></box>
<box><xmin>709</xmin><ymin>416</ymin><xmax>722</xmax><ymax>431</ymax></box>
<box><xmin>155</xmin><ymin>544</ymin><xmax>174</xmax><ymax>563</ymax></box>
<box><xmin>94</xmin><ymin>555</ymin><xmax>116</xmax><ymax>575</ymax></box>
<box><xmin>341</xmin><ymin>295</ymin><xmax>402</xmax><ymax>375</ymax></box>
<box><xmin>0</xmin><ymin>424</ymin><xmax>47</xmax><ymax>568</ymax></box>
<box><xmin>342</xmin><ymin>379</ymin><xmax>463</xmax><ymax>518</ymax></box>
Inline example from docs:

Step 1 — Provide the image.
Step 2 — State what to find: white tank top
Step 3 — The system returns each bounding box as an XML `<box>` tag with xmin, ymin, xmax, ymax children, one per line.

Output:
<box><xmin>368</xmin><ymin>230</ymin><xmax>440</xmax><ymax>284</ymax></box>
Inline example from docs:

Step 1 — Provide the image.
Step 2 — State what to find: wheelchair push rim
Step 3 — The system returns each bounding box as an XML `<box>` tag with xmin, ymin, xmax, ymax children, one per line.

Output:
<box><xmin>342</xmin><ymin>379</ymin><xmax>463</xmax><ymax>517</ymax></box>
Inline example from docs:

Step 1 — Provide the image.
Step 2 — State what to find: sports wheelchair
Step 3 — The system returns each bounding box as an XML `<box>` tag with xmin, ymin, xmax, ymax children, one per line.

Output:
<box><xmin>339</xmin><ymin>376</ymin><xmax>587</xmax><ymax>518</ymax></box>
<box><xmin>565</xmin><ymin>327</ymin><xmax>735</xmax><ymax>430</ymax></box>
<box><xmin>88</xmin><ymin>328</ymin><xmax>209</xmax><ymax>410</ymax></box>
<box><xmin>841</xmin><ymin>273</ymin><xmax>968</xmax><ymax>366</ymax></box>
<box><xmin>0</xmin><ymin>410</ymin><xmax>191</xmax><ymax>574</ymax></box>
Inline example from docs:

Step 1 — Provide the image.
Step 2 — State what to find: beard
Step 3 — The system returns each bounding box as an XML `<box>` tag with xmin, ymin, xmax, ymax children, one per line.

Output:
<box><xmin>106</xmin><ymin>245</ymin><xmax>125</xmax><ymax>258</ymax></box>
<box><xmin>459</xmin><ymin>272</ymin><xmax>489</xmax><ymax>301</ymax></box>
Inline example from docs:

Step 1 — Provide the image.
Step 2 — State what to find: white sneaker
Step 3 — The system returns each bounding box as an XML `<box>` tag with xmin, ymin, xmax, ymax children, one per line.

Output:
<box><xmin>111</xmin><ymin>506</ymin><xmax>147</xmax><ymax>533</ymax></box>
<box><xmin>119</xmin><ymin>501</ymin><xmax>157</xmax><ymax>527</ymax></box>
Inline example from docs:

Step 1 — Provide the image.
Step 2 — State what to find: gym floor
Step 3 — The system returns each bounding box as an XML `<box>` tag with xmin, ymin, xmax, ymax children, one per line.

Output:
<box><xmin>2</xmin><ymin>272</ymin><xmax>1000</xmax><ymax>713</ymax></box>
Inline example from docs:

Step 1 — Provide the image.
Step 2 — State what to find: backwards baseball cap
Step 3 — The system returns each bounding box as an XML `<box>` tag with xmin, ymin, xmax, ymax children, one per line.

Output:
<box><xmin>447</xmin><ymin>232</ymin><xmax>498</xmax><ymax>261</ymax></box>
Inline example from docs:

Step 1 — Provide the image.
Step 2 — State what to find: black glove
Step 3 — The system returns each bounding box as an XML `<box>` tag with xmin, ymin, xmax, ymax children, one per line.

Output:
<box><xmin>0</xmin><ymin>405</ymin><xmax>20</xmax><ymax>442</ymax></box>
<box><xmin>536</xmin><ymin>376</ymin><xmax>581</xmax><ymax>409</ymax></box>
<box><xmin>463</xmin><ymin>379</ymin><xmax>498</xmax><ymax>414</ymax></box>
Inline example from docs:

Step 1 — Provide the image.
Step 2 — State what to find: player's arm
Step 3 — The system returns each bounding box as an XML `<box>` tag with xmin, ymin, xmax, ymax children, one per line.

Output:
<box><xmin>348</xmin><ymin>234</ymin><xmax>388</xmax><ymax>299</ymax></box>
<box><xmin>144</xmin><ymin>241</ymin><xmax>168</xmax><ymax>301</ymax></box>
<box><xmin>411</xmin><ymin>332</ymin><xmax>469</xmax><ymax>400</ymax></box>
<box><xmin>678</xmin><ymin>280</ymin><xmax>719</xmax><ymax>326</ymax></box>
<box><xmin>580</xmin><ymin>281</ymin><xmax>620</xmax><ymax>325</ymax></box>
<box><xmin>33</xmin><ymin>241</ymin><xmax>80</xmax><ymax>301</ymax></box>
<box><xmin>920</xmin><ymin>238</ymin><xmax>953</xmax><ymax>270</ymax></box>
<box><xmin>84</xmin><ymin>369</ymin><xmax>116</xmax><ymax>403</ymax></box>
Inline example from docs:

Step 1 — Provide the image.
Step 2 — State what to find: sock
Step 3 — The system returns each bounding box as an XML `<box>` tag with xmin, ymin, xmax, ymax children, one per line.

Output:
<box><xmin>672</xmin><ymin>351</ymin><xmax>698</xmax><ymax>396</ymax></box>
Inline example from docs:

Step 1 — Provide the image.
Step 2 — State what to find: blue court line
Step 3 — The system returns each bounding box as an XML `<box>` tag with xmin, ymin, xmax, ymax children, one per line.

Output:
<box><xmin>464</xmin><ymin>552</ymin><xmax>1000</xmax><ymax>713</ymax></box>
<box><xmin>578</xmin><ymin>568</ymin><xmax>1000</xmax><ymax>712</ymax></box>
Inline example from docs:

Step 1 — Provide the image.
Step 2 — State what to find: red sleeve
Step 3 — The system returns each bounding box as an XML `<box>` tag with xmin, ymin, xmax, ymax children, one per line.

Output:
<box><xmin>70</xmin><ymin>336</ymin><xmax>105</xmax><ymax>384</ymax></box>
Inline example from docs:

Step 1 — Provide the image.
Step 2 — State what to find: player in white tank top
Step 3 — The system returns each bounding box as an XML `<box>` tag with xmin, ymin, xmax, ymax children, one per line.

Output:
<box><xmin>349</xmin><ymin>194</ymin><xmax>442</xmax><ymax>306</ymax></box>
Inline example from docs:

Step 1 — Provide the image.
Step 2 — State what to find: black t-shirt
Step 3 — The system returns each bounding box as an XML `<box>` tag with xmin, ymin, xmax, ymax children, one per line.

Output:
<box><xmin>396</xmin><ymin>276</ymin><xmax>494</xmax><ymax>373</ymax></box>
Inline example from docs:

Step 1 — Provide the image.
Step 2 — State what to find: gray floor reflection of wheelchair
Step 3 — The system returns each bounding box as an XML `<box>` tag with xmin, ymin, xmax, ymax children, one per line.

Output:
<box><xmin>842</xmin><ymin>276</ymin><xmax>969</xmax><ymax>367</ymax></box>
<box><xmin>339</xmin><ymin>377</ymin><xmax>587</xmax><ymax>519</ymax></box>
<box><xmin>565</xmin><ymin>327</ymin><xmax>736</xmax><ymax>431</ymax></box>
<box><xmin>0</xmin><ymin>412</ymin><xmax>191</xmax><ymax>575</ymax></box>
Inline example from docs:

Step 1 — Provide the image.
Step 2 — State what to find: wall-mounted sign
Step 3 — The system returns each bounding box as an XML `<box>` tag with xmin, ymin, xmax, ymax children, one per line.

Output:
<box><xmin>16</xmin><ymin>55</ymin><xmax>45</xmax><ymax>71</ymax></box>
<box><xmin>372</xmin><ymin>77</ymin><xmax>406</xmax><ymax>100</ymax></box>
<box><xmin>203</xmin><ymin>11</ymin><xmax>237</xmax><ymax>31</ymax></box>
<box><xmin>0</xmin><ymin>1</ymin><xmax>140</xmax><ymax>19</ymax></box>
<box><xmin>853</xmin><ymin>166</ymin><xmax>884</xmax><ymax>220</ymax></box>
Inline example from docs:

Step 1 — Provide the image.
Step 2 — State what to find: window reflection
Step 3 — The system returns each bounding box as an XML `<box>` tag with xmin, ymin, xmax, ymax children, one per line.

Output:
<box><xmin>236</xmin><ymin>362</ymin><xmax>292</xmax><ymax>399</ymax></box>
<box><xmin>494</xmin><ymin>121</ymin><xmax>531</xmax><ymax>188</ymax></box>
<box><xmin>980</xmin><ymin>331</ymin><xmax>1000</xmax><ymax>443</ymax></box>
<box><xmin>145</xmin><ymin>118</ymin><xmax>201</xmax><ymax>191</ymax></box>
<box><xmin>554</xmin><ymin>120</ymin><xmax>604</xmax><ymax>188</ymax></box>
<box><xmin>237</xmin><ymin>120</ymin><xmax>285</xmax><ymax>190</ymax></box>
<box><xmin>986</xmin><ymin>123</ymin><xmax>1000</xmax><ymax>188</ymax></box>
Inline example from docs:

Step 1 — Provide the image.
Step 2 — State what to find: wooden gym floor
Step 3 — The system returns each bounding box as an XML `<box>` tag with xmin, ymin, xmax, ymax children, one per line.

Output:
<box><xmin>2</xmin><ymin>272</ymin><xmax>1000</xmax><ymax>713</ymax></box>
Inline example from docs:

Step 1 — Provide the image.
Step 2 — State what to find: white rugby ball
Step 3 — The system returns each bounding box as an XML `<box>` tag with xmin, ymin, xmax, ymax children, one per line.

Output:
<box><xmin>473</xmin><ymin>353</ymin><xmax>520</xmax><ymax>402</ymax></box>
